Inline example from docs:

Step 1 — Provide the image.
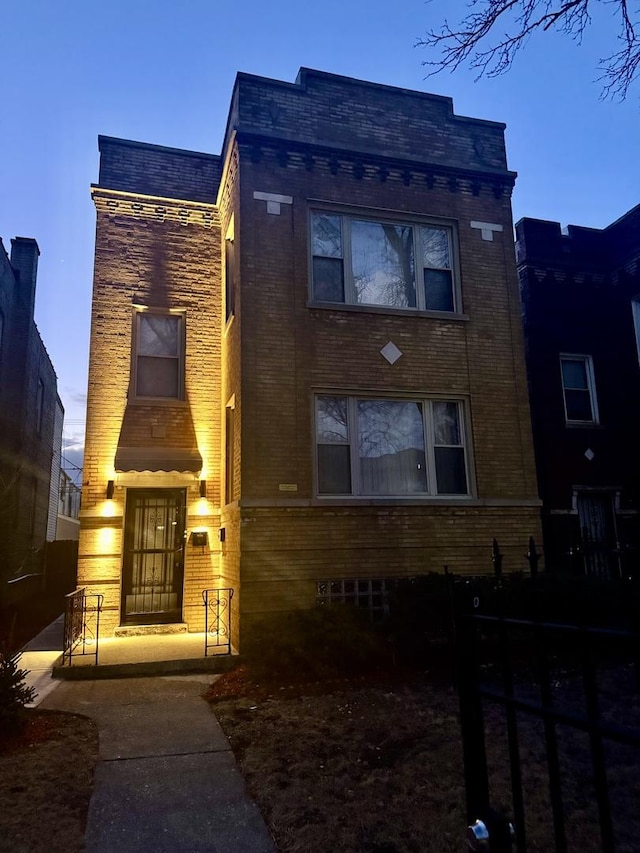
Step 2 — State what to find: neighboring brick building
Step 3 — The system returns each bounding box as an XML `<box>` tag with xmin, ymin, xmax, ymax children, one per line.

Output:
<box><xmin>0</xmin><ymin>237</ymin><xmax>62</xmax><ymax>607</ymax></box>
<box><xmin>517</xmin><ymin>205</ymin><xmax>640</xmax><ymax>578</ymax></box>
<box><xmin>80</xmin><ymin>68</ymin><xmax>541</xmax><ymax>647</ymax></box>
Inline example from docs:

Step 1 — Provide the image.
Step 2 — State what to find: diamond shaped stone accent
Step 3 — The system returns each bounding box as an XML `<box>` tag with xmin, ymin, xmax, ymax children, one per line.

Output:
<box><xmin>584</xmin><ymin>448</ymin><xmax>595</xmax><ymax>461</ymax></box>
<box><xmin>380</xmin><ymin>341</ymin><xmax>402</xmax><ymax>365</ymax></box>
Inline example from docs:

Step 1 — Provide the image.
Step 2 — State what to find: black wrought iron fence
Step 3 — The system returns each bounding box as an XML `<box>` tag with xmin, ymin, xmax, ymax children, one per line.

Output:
<box><xmin>61</xmin><ymin>587</ymin><xmax>103</xmax><ymax>666</ymax></box>
<box><xmin>452</xmin><ymin>539</ymin><xmax>640</xmax><ymax>852</ymax></box>
<box><xmin>202</xmin><ymin>587</ymin><xmax>234</xmax><ymax>656</ymax></box>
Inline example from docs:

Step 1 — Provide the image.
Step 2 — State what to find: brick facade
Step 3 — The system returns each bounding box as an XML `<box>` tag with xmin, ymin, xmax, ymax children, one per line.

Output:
<box><xmin>0</xmin><ymin>237</ymin><xmax>61</xmax><ymax>606</ymax></box>
<box><xmin>517</xmin><ymin>206</ymin><xmax>640</xmax><ymax>577</ymax></box>
<box><xmin>81</xmin><ymin>69</ymin><xmax>541</xmax><ymax>647</ymax></box>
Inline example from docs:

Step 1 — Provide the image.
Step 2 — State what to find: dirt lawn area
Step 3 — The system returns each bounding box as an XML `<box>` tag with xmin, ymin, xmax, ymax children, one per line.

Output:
<box><xmin>0</xmin><ymin>710</ymin><xmax>98</xmax><ymax>853</ymax></box>
<box><xmin>207</xmin><ymin>665</ymin><xmax>640</xmax><ymax>853</ymax></box>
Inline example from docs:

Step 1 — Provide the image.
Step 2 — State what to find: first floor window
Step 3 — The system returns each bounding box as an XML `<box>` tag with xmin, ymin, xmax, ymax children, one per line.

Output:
<box><xmin>560</xmin><ymin>354</ymin><xmax>598</xmax><ymax>424</ymax></box>
<box><xmin>134</xmin><ymin>311</ymin><xmax>184</xmax><ymax>399</ymax></box>
<box><xmin>311</xmin><ymin>210</ymin><xmax>458</xmax><ymax>313</ymax></box>
<box><xmin>316</xmin><ymin>395</ymin><xmax>469</xmax><ymax>497</ymax></box>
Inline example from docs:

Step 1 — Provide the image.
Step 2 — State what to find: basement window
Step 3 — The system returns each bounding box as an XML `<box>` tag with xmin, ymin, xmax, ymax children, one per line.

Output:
<box><xmin>316</xmin><ymin>578</ymin><xmax>389</xmax><ymax>621</ymax></box>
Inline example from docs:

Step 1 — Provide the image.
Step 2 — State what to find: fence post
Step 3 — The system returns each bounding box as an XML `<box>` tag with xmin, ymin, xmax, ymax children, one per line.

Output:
<box><xmin>492</xmin><ymin>539</ymin><xmax>503</xmax><ymax>584</ymax></box>
<box><xmin>453</xmin><ymin>581</ymin><xmax>491</xmax><ymax>826</ymax></box>
<box><xmin>526</xmin><ymin>536</ymin><xmax>539</xmax><ymax>579</ymax></box>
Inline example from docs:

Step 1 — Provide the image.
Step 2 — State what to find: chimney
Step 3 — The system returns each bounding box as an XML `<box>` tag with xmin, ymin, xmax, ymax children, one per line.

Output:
<box><xmin>10</xmin><ymin>237</ymin><xmax>40</xmax><ymax>314</ymax></box>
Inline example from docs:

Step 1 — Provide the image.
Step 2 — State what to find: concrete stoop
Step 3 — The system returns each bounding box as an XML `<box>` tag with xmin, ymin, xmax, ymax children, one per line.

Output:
<box><xmin>52</xmin><ymin>653</ymin><xmax>239</xmax><ymax>680</ymax></box>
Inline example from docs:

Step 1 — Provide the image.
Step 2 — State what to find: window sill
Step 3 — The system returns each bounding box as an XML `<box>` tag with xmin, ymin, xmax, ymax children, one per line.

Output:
<box><xmin>312</xmin><ymin>495</ymin><xmax>475</xmax><ymax>505</ymax></box>
<box><xmin>564</xmin><ymin>421</ymin><xmax>602</xmax><ymax>429</ymax></box>
<box><xmin>307</xmin><ymin>301</ymin><xmax>469</xmax><ymax>321</ymax></box>
<box><xmin>127</xmin><ymin>397</ymin><xmax>188</xmax><ymax>407</ymax></box>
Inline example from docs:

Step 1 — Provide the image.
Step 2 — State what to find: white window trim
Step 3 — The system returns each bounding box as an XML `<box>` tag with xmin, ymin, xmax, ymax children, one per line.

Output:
<box><xmin>314</xmin><ymin>394</ymin><xmax>472</xmax><ymax>499</ymax></box>
<box><xmin>131</xmin><ymin>308</ymin><xmax>185</xmax><ymax>402</ymax></box>
<box><xmin>632</xmin><ymin>297</ymin><xmax>640</xmax><ymax>370</ymax></box>
<box><xmin>560</xmin><ymin>354</ymin><xmax>599</xmax><ymax>425</ymax></box>
<box><xmin>309</xmin><ymin>207</ymin><xmax>462</xmax><ymax>315</ymax></box>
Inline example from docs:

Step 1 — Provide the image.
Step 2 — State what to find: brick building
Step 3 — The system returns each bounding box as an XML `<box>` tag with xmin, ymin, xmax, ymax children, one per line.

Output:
<box><xmin>0</xmin><ymin>237</ymin><xmax>62</xmax><ymax>608</ymax></box>
<box><xmin>80</xmin><ymin>68</ymin><xmax>541</xmax><ymax>647</ymax></box>
<box><xmin>517</xmin><ymin>205</ymin><xmax>640</xmax><ymax>577</ymax></box>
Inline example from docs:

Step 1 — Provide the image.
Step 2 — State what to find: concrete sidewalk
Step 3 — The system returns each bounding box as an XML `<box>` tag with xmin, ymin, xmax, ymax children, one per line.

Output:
<box><xmin>41</xmin><ymin>674</ymin><xmax>275</xmax><ymax>852</ymax></box>
<box><xmin>19</xmin><ymin>614</ymin><xmax>65</xmax><ymax>706</ymax></box>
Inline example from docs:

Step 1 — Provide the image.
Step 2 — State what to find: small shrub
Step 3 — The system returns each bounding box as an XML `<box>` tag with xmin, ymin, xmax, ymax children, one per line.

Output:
<box><xmin>0</xmin><ymin>649</ymin><xmax>36</xmax><ymax>733</ymax></box>
<box><xmin>243</xmin><ymin>605</ymin><xmax>392</xmax><ymax>682</ymax></box>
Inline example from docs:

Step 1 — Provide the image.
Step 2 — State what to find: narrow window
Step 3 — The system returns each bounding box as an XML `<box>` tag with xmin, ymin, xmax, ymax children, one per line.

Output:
<box><xmin>312</xmin><ymin>213</ymin><xmax>345</xmax><ymax>303</ymax></box>
<box><xmin>432</xmin><ymin>401</ymin><xmax>467</xmax><ymax>494</ymax></box>
<box><xmin>36</xmin><ymin>378</ymin><xmax>44</xmax><ymax>434</ymax></box>
<box><xmin>225</xmin><ymin>238</ymin><xmax>236</xmax><ymax>321</ymax></box>
<box><xmin>420</xmin><ymin>226</ymin><xmax>454</xmax><ymax>311</ymax></box>
<box><xmin>316</xmin><ymin>396</ymin><xmax>351</xmax><ymax>494</ymax></box>
<box><xmin>225</xmin><ymin>403</ymin><xmax>235</xmax><ymax>503</ymax></box>
<box><xmin>560</xmin><ymin>355</ymin><xmax>599</xmax><ymax>424</ymax></box>
<box><xmin>135</xmin><ymin>312</ymin><xmax>183</xmax><ymax>399</ymax></box>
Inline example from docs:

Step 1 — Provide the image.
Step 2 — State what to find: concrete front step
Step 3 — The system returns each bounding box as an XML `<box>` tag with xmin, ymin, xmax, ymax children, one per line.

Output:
<box><xmin>114</xmin><ymin>623</ymin><xmax>189</xmax><ymax>637</ymax></box>
<box><xmin>52</xmin><ymin>654</ymin><xmax>238</xmax><ymax>680</ymax></box>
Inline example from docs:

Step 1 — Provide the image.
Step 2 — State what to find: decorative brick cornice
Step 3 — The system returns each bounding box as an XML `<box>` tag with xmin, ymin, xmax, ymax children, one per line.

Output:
<box><xmin>91</xmin><ymin>186</ymin><xmax>220</xmax><ymax>228</ymax></box>
<box><xmin>236</xmin><ymin>131</ymin><xmax>516</xmax><ymax>199</ymax></box>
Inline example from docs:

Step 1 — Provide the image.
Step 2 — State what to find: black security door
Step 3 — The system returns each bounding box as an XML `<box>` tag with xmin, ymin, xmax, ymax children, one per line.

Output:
<box><xmin>121</xmin><ymin>489</ymin><xmax>186</xmax><ymax>624</ymax></box>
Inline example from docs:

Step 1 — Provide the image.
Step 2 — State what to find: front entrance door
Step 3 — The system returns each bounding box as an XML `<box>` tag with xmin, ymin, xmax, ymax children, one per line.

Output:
<box><xmin>122</xmin><ymin>489</ymin><xmax>186</xmax><ymax>625</ymax></box>
<box><xmin>576</xmin><ymin>491</ymin><xmax>620</xmax><ymax>580</ymax></box>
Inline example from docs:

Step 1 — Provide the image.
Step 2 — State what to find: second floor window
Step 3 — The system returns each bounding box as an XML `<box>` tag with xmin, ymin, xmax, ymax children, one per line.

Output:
<box><xmin>560</xmin><ymin>355</ymin><xmax>599</xmax><ymax>424</ymax></box>
<box><xmin>134</xmin><ymin>312</ymin><xmax>184</xmax><ymax>400</ymax></box>
<box><xmin>311</xmin><ymin>211</ymin><xmax>458</xmax><ymax>313</ymax></box>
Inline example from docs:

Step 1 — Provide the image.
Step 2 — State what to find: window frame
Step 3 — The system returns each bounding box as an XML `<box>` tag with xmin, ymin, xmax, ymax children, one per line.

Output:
<box><xmin>225</xmin><ymin>397</ymin><xmax>236</xmax><ymax>504</ymax></box>
<box><xmin>225</xmin><ymin>216</ymin><xmax>236</xmax><ymax>324</ymax></box>
<box><xmin>131</xmin><ymin>309</ymin><xmax>186</xmax><ymax>402</ymax></box>
<box><xmin>314</xmin><ymin>393</ymin><xmax>472</xmax><ymax>499</ymax></box>
<box><xmin>560</xmin><ymin>354</ymin><xmax>599</xmax><ymax>425</ymax></box>
<box><xmin>35</xmin><ymin>378</ymin><xmax>44</xmax><ymax>435</ymax></box>
<box><xmin>632</xmin><ymin>297</ymin><xmax>640</xmax><ymax>370</ymax></box>
<box><xmin>309</xmin><ymin>206</ymin><xmax>462</xmax><ymax>315</ymax></box>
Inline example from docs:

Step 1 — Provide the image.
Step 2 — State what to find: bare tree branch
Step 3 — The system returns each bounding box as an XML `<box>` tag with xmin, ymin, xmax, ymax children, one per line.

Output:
<box><xmin>418</xmin><ymin>0</ymin><xmax>640</xmax><ymax>99</ymax></box>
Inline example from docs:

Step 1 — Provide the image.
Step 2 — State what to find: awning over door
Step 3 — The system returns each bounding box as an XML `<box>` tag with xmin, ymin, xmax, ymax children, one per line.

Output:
<box><xmin>114</xmin><ymin>446</ymin><xmax>202</xmax><ymax>473</ymax></box>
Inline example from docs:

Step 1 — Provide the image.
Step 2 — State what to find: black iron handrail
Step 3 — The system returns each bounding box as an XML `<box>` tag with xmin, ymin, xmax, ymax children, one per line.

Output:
<box><xmin>202</xmin><ymin>587</ymin><xmax>234</xmax><ymax>656</ymax></box>
<box><xmin>61</xmin><ymin>587</ymin><xmax>103</xmax><ymax>666</ymax></box>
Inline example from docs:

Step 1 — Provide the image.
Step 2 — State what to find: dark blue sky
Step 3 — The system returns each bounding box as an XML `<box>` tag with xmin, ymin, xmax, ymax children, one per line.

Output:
<box><xmin>2</xmin><ymin>0</ymin><xmax>638</xmax><ymax>473</ymax></box>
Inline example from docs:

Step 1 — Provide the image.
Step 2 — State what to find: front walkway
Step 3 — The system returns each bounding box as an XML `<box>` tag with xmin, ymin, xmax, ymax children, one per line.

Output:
<box><xmin>41</xmin><ymin>675</ymin><xmax>275</xmax><ymax>852</ymax></box>
<box><xmin>18</xmin><ymin>619</ymin><xmax>274</xmax><ymax>852</ymax></box>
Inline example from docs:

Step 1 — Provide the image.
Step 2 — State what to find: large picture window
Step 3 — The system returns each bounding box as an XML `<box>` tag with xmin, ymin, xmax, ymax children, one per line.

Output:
<box><xmin>560</xmin><ymin>355</ymin><xmax>598</xmax><ymax>424</ymax></box>
<box><xmin>134</xmin><ymin>312</ymin><xmax>184</xmax><ymax>400</ymax></box>
<box><xmin>316</xmin><ymin>396</ymin><xmax>469</xmax><ymax>497</ymax></box>
<box><xmin>311</xmin><ymin>211</ymin><xmax>458</xmax><ymax>313</ymax></box>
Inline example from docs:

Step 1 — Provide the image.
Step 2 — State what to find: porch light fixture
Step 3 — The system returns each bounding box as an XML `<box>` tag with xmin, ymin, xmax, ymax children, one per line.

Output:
<box><xmin>106</xmin><ymin>480</ymin><xmax>115</xmax><ymax>500</ymax></box>
<box><xmin>199</xmin><ymin>479</ymin><xmax>207</xmax><ymax>498</ymax></box>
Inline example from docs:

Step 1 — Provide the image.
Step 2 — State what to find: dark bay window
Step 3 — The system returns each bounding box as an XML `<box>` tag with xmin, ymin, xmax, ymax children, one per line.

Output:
<box><xmin>134</xmin><ymin>312</ymin><xmax>184</xmax><ymax>399</ymax></box>
<box><xmin>316</xmin><ymin>396</ymin><xmax>469</xmax><ymax>497</ymax></box>
<box><xmin>311</xmin><ymin>211</ymin><xmax>457</xmax><ymax>312</ymax></box>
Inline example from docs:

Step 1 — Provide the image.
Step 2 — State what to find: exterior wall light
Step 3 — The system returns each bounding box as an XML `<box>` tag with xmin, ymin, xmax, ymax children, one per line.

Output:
<box><xmin>199</xmin><ymin>479</ymin><xmax>207</xmax><ymax>498</ymax></box>
<box><xmin>106</xmin><ymin>480</ymin><xmax>115</xmax><ymax>500</ymax></box>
